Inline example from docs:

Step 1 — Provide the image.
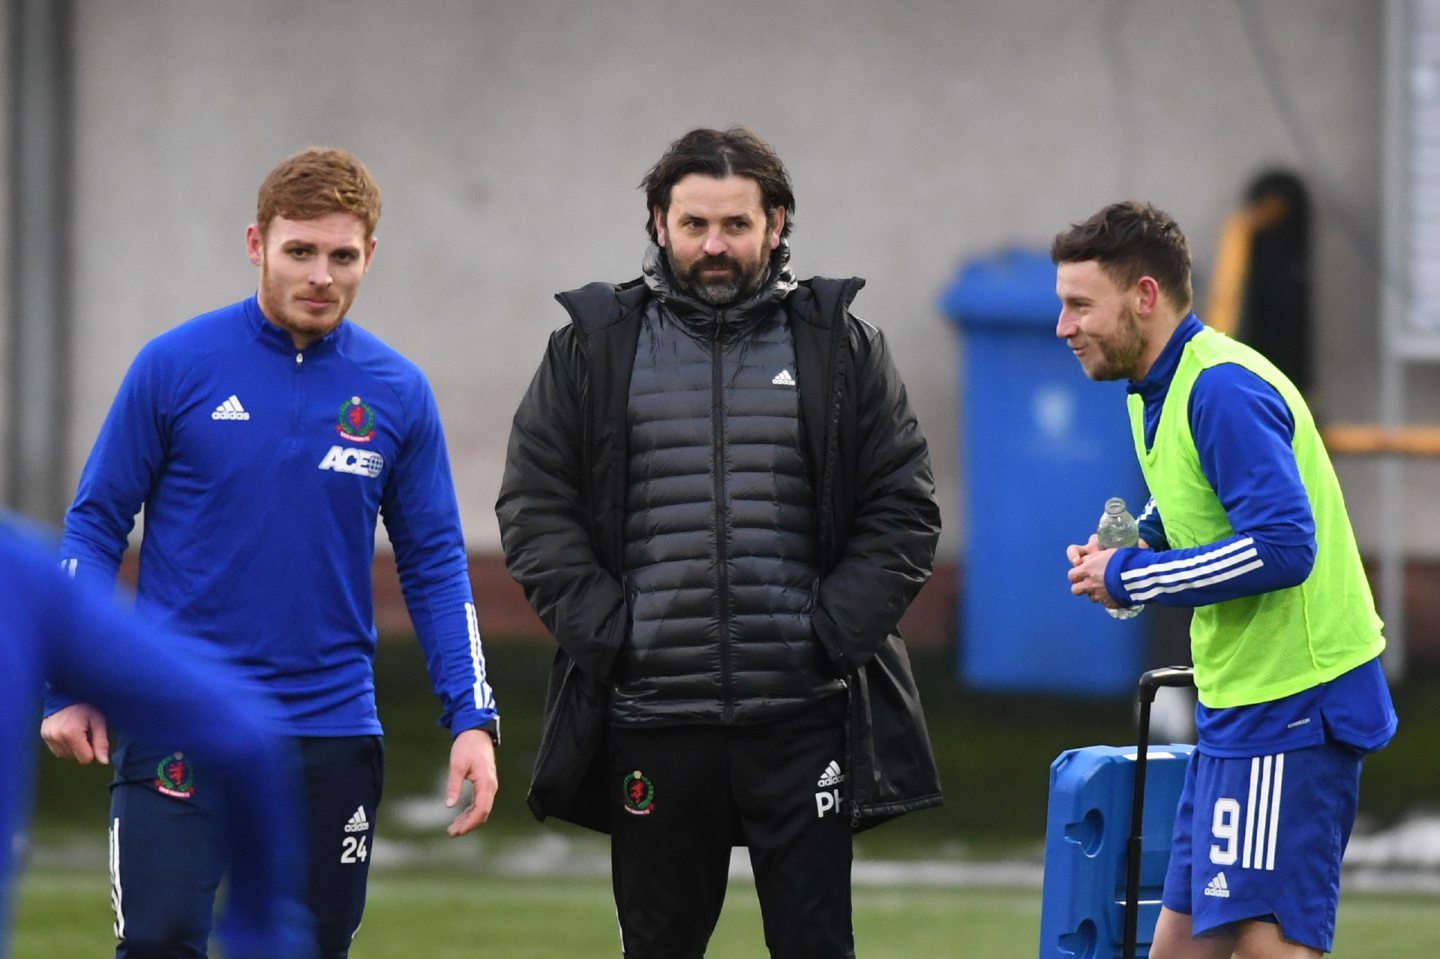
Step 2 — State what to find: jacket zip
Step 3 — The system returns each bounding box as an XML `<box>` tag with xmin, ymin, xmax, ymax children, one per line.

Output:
<box><xmin>291</xmin><ymin>350</ymin><xmax>305</xmax><ymax>451</ymax></box>
<box><xmin>711</xmin><ymin>313</ymin><xmax>734</xmax><ymax>723</ymax></box>
<box><xmin>820</xmin><ymin>310</ymin><xmax>863</xmax><ymax>828</ymax></box>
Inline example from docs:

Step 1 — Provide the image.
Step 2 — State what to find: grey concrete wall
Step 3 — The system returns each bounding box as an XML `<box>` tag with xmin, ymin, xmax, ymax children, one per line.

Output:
<box><xmin>0</xmin><ymin>0</ymin><xmax>11</xmax><ymax>493</ymax></box>
<box><xmin>61</xmin><ymin>0</ymin><xmax>1408</xmax><ymax>556</ymax></box>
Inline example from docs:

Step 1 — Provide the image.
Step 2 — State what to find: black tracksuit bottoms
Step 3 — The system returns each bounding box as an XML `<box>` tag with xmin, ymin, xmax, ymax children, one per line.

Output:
<box><xmin>608</xmin><ymin>694</ymin><xmax>854</xmax><ymax>959</ymax></box>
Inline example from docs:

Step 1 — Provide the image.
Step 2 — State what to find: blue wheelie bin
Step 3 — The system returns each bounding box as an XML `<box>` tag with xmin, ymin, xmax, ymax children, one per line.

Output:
<box><xmin>941</xmin><ymin>248</ymin><xmax>1145</xmax><ymax>695</ymax></box>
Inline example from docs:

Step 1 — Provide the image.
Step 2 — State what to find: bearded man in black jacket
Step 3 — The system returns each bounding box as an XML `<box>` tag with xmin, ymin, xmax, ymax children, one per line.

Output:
<box><xmin>497</xmin><ymin>126</ymin><xmax>942</xmax><ymax>959</ymax></box>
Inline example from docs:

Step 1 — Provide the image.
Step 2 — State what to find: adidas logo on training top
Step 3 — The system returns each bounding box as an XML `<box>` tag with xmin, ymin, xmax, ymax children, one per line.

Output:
<box><xmin>771</xmin><ymin>369</ymin><xmax>796</xmax><ymax>386</ymax></box>
<box><xmin>211</xmin><ymin>395</ymin><xmax>250</xmax><ymax>421</ymax></box>
<box><xmin>344</xmin><ymin>805</ymin><xmax>369</xmax><ymax>834</ymax></box>
<box><xmin>817</xmin><ymin>761</ymin><xmax>845</xmax><ymax>788</ymax></box>
<box><xmin>1203</xmin><ymin>872</ymin><xmax>1231</xmax><ymax>899</ymax></box>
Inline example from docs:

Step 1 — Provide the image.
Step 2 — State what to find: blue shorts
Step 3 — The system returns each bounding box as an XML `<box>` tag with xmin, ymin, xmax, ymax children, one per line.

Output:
<box><xmin>1161</xmin><ymin>741</ymin><xmax>1363</xmax><ymax>952</ymax></box>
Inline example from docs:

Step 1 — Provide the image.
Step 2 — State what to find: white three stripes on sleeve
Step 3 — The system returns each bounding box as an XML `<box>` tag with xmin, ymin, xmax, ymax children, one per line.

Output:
<box><xmin>465</xmin><ymin>601</ymin><xmax>495</xmax><ymax>711</ymax></box>
<box><xmin>1118</xmin><ymin>537</ymin><xmax>1263</xmax><ymax>602</ymax></box>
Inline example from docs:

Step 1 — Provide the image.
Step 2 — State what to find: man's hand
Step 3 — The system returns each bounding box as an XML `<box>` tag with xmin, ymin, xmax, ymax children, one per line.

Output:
<box><xmin>40</xmin><ymin>703</ymin><xmax>111</xmax><ymax>764</ymax></box>
<box><xmin>1066</xmin><ymin>532</ymin><xmax>1149</xmax><ymax>608</ymax></box>
<box><xmin>1067</xmin><ymin>546</ymin><xmax>1121</xmax><ymax>607</ymax></box>
<box><xmin>444</xmin><ymin>727</ymin><xmax>498</xmax><ymax>837</ymax></box>
<box><xmin>1065</xmin><ymin>533</ymin><xmax>1103</xmax><ymax>568</ymax></box>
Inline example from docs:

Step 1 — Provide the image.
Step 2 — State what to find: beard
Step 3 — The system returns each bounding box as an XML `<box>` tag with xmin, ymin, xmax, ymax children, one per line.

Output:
<box><xmin>666</xmin><ymin>247</ymin><xmax>769</xmax><ymax>307</ymax></box>
<box><xmin>1087</xmin><ymin>306</ymin><xmax>1146</xmax><ymax>381</ymax></box>
<box><xmin>257</xmin><ymin>260</ymin><xmax>348</xmax><ymax>343</ymax></box>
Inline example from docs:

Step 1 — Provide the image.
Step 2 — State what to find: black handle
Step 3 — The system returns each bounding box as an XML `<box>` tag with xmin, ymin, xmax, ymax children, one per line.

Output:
<box><xmin>1123</xmin><ymin>666</ymin><xmax>1194</xmax><ymax>959</ymax></box>
<box><xmin>1138</xmin><ymin>665</ymin><xmax>1196</xmax><ymax>700</ymax></box>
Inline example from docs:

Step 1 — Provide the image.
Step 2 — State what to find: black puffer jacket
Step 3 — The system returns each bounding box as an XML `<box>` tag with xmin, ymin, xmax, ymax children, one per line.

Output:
<box><xmin>497</xmin><ymin>273</ymin><xmax>943</xmax><ymax>832</ymax></box>
<box><xmin>615</xmin><ymin>257</ymin><xmax>837</xmax><ymax>725</ymax></box>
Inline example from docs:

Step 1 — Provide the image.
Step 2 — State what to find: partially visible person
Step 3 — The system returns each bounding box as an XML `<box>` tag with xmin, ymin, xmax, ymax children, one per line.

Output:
<box><xmin>498</xmin><ymin>126</ymin><xmax>942</xmax><ymax>958</ymax></box>
<box><xmin>41</xmin><ymin>146</ymin><xmax>499</xmax><ymax>959</ymax></box>
<box><xmin>1054</xmin><ymin>201</ymin><xmax>1396</xmax><ymax>959</ymax></box>
<box><xmin>1</xmin><ymin>517</ymin><xmax>312</xmax><ymax>959</ymax></box>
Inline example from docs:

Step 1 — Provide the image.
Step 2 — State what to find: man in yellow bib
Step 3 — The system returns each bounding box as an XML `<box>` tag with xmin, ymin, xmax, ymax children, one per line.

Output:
<box><xmin>1053</xmin><ymin>201</ymin><xmax>1396</xmax><ymax>959</ymax></box>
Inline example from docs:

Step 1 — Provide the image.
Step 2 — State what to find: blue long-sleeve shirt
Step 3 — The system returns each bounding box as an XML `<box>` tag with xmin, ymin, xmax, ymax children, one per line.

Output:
<box><xmin>1</xmin><ymin>519</ymin><xmax>312</xmax><ymax>959</ymax></box>
<box><xmin>1100</xmin><ymin>316</ymin><xmax>1394</xmax><ymax>756</ymax></box>
<box><xmin>51</xmin><ymin>297</ymin><xmax>496</xmax><ymax>739</ymax></box>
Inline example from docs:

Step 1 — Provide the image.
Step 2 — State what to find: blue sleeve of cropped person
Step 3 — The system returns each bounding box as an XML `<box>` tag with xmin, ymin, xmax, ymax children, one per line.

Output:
<box><xmin>2</xmin><ymin>524</ymin><xmax>316</xmax><ymax>959</ymax></box>
<box><xmin>380</xmin><ymin>375</ymin><xmax>498</xmax><ymax>737</ymax></box>
<box><xmin>1105</xmin><ymin>364</ymin><xmax>1316</xmax><ymax>607</ymax></box>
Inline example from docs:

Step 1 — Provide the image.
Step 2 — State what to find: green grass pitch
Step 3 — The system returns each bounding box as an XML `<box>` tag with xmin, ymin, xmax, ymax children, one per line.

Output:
<box><xmin>11</xmin><ymin>867</ymin><xmax>1440</xmax><ymax>958</ymax></box>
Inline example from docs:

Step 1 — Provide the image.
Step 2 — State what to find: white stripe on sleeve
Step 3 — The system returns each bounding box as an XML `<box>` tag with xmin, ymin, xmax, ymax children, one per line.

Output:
<box><xmin>1120</xmin><ymin>538</ymin><xmax>1264</xmax><ymax>602</ymax></box>
<box><xmin>465</xmin><ymin>601</ymin><xmax>494</xmax><ymax>711</ymax></box>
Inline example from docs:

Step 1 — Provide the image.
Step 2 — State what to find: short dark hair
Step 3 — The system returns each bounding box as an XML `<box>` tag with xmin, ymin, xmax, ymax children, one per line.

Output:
<box><xmin>1050</xmin><ymin>201</ymin><xmax>1192</xmax><ymax>312</ymax></box>
<box><xmin>641</xmin><ymin>127</ymin><xmax>795</xmax><ymax>243</ymax></box>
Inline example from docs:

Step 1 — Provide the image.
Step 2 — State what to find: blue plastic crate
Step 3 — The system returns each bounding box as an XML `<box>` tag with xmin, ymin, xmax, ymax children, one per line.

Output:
<box><xmin>1038</xmin><ymin>743</ymin><xmax>1195</xmax><ymax>958</ymax></box>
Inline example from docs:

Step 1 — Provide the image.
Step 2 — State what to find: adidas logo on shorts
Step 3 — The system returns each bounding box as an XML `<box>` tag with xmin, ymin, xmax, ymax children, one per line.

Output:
<box><xmin>1203</xmin><ymin>871</ymin><xmax>1231</xmax><ymax>899</ymax></box>
<box><xmin>817</xmin><ymin>760</ymin><xmax>845</xmax><ymax>788</ymax></box>
<box><xmin>344</xmin><ymin>805</ymin><xmax>370</xmax><ymax>834</ymax></box>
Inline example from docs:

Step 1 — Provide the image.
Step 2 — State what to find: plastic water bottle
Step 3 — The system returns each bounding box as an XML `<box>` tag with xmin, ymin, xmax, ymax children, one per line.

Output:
<box><xmin>1096</xmin><ymin>497</ymin><xmax>1144</xmax><ymax>620</ymax></box>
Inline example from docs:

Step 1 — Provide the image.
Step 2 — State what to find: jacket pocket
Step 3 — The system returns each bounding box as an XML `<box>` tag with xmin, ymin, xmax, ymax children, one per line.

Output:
<box><xmin>527</xmin><ymin>650</ymin><xmax>612</xmax><ymax>834</ymax></box>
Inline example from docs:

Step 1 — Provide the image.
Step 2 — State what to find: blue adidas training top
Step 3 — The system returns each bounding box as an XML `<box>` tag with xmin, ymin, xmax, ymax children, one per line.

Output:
<box><xmin>2</xmin><ymin>518</ymin><xmax>312</xmax><ymax>958</ymax></box>
<box><xmin>51</xmin><ymin>296</ymin><xmax>497</xmax><ymax>739</ymax></box>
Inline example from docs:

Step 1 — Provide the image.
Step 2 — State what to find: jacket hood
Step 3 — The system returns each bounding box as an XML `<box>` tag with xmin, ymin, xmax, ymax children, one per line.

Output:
<box><xmin>641</xmin><ymin>241</ymin><xmax>797</xmax><ymax>340</ymax></box>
